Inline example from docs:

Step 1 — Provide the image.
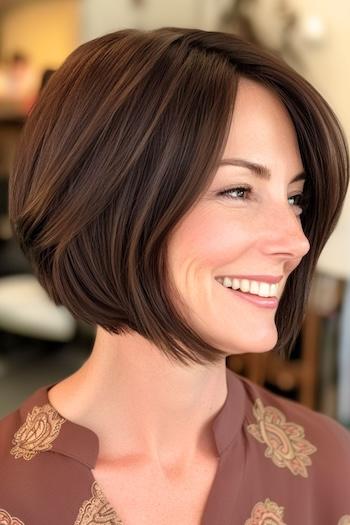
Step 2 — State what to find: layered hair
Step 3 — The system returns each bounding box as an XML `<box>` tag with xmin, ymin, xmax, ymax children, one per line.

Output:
<box><xmin>8</xmin><ymin>27</ymin><xmax>349</xmax><ymax>366</ymax></box>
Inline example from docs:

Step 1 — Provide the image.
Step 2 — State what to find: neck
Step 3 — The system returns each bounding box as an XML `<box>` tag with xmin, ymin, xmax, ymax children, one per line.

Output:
<box><xmin>48</xmin><ymin>327</ymin><xmax>228</xmax><ymax>468</ymax></box>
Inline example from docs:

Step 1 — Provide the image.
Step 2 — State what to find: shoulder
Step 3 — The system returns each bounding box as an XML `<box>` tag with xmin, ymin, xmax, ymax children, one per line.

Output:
<box><xmin>0</xmin><ymin>401</ymin><xmax>45</xmax><ymax>483</ymax></box>
<box><xmin>246</xmin><ymin>372</ymin><xmax>350</xmax><ymax>430</ymax></box>
<box><xmin>0</xmin><ymin>385</ymin><xmax>104</xmax><ymax>522</ymax></box>
<box><xmin>240</xmin><ymin>373</ymin><xmax>350</xmax><ymax>452</ymax></box>
<box><xmin>0</xmin><ymin>405</ymin><xmax>22</xmax><ymax>466</ymax></box>
<box><xmin>0</xmin><ymin>405</ymin><xmax>29</xmax><ymax>520</ymax></box>
<box><xmin>239</xmin><ymin>374</ymin><xmax>350</xmax><ymax>500</ymax></box>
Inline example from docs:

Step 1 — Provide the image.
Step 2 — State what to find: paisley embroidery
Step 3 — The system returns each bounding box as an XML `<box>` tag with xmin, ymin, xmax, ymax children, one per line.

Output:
<box><xmin>247</xmin><ymin>398</ymin><xmax>317</xmax><ymax>478</ymax></box>
<box><xmin>74</xmin><ymin>481</ymin><xmax>124</xmax><ymax>525</ymax></box>
<box><xmin>244</xmin><ymin>498</ymin><xmax>286</xmax><ymax>524</ymax></box>
<box><xmin>0</xmin><ymin>508</ymin><xmax>25</xmax><ymax>525</ymax></box>
<box><xmin>10</xmin><ymin>404</ymin><xmax>66</xmax><ymax>461</ymax></box>
<box><xmin>338</xmin><ymin>516</ymin><xmax>350</xmax><ymax>525</ymax></box>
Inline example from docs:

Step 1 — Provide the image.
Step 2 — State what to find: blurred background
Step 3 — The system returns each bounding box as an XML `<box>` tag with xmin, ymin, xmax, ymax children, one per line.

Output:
<box><xmin>0</xmin><ymin>0</ymin><xmax>349</xmax><ymax>429</ymax></box>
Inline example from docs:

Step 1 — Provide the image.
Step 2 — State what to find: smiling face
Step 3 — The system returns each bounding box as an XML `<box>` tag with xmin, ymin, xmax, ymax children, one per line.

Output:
<box><xmin>166</xmin><ymin>77</ymin><xmax>311</xmax><ymax>356</ymax></box>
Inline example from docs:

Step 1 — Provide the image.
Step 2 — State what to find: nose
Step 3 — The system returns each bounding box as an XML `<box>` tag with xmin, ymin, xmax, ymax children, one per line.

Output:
<box><xmin>258</xmin><ymin>204</ymin><xmax>311</xmax><ymax>262</ymax></box>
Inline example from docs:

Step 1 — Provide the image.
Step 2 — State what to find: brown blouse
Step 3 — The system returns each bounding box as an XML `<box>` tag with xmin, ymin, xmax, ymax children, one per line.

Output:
<box><xmin>0</xmin><ymin>366</ymin><xmax>349</xmax><ymax>524</ymax></box>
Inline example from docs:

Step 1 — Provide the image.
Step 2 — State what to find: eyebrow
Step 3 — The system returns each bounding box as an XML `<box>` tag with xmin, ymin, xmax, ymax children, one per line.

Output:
<box><xmin>217</xmin><ymin>158</ymin><xmax>306</xmax><ymax>183</ymax></box>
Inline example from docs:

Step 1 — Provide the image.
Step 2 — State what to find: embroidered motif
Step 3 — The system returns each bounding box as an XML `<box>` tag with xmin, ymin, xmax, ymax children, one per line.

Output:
<box><xmin>338</xmin><ymin>516</ymin><xmax>350</xmax><ymax>525</ymax></box>
<box><xmin>74</xmin><ymin>481</ymin><xmax>123</xmax><ymax>525</ymax></box>
<box><xmin>244</xmin><ymin>498</ymin><xmax>286</xmax><ymax>524</ymax></box>
<box><xmin>247</xmin><ymin>398</ymin><xmax>317</xmax><ymax>478</ymax></box>
<box><xmin>0</xmin><ymin>508</ymin><xmax>25</xmax><ymax>525</ymax></box>
<box><xmin>10</xmin><ymin>404</ymin><xmax>66</xmax><ymax>461</ymax></box>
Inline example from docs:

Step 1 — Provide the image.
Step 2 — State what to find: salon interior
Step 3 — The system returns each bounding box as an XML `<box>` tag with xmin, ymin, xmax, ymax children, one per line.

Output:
<box><xmin>0</xmin><ymin>0</ymin><xmax>349</xmax><ymax>431</ymax></box>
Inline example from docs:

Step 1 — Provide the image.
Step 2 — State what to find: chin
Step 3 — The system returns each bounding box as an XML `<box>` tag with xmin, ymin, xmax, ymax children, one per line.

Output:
<box><xmin>210</xmin><ymin>331</ymin><xmax>278</xmax><ymax>356</ymax></box>
<box><xmin>191</xmin><ymin>316</ymin><xmax>279</xmax><ymax>354</ymax></box>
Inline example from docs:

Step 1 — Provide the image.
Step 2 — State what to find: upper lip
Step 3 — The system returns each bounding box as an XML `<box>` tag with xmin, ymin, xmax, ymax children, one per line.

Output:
<box><xmin>216</xmin><ymin>275</ymin><xmax>283</xmax><ymax>284</ymax></box>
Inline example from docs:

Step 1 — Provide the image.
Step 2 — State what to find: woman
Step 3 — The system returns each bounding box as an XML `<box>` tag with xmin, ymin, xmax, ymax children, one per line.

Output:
<box><xmin>0</xmin><ymin>27</ymin><xmax>349</xmax><ymax>525</ymax></box>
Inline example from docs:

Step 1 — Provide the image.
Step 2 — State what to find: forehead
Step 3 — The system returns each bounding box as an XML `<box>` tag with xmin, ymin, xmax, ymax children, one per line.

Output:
<box><xmin>222</xmin><ymin>77</ymin><xmax>302</xmax><ymax>168</ymax></box>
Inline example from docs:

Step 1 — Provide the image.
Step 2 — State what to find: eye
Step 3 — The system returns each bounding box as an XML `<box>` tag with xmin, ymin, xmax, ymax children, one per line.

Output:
<box><xmin>288</xmin><ymin>193</ymin><xmax>308</xmax><ymax>215</ymax></box>
<box><xmin>218</xmin><ymin>187</ymin><xmax>309</xmax><ymax>215</ymax></box>
<box><xmin>218</xmin><ymin>186</ymin><xmax>252</xmax><ymax>200</ymax></box>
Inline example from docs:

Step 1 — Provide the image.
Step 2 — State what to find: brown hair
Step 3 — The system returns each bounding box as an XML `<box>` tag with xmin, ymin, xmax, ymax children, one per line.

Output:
<box><xmin>8</xmin><ymin>27</ymin><xmax>349</xmax><ymax>367</ymax></box>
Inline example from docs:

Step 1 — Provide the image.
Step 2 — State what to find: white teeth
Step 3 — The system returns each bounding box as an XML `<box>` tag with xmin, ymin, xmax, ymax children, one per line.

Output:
<box><xmin>240</xmin><ymin>279</ymin><xmax>250</xmax><ymax>293</ymax></box>
<box><xmin>250</xmin><ymin>281</ymin><xmax>260</xmax><ymax>294</ymax></box>
<box><xmin>232</xmin><ymin>278</ymin><xmax>240</xmax><ymax>290</ymax></box>
<box><xmin>258</xmin><ymin>282</ymin><xmax>270</xmax><ymax>297</ymax></box>
<box><xmin>217</xmin><ymin>277</ymin><xmax>279</xmax><ymax>298</ymax></box>
<box><xmin>270</xmin><ymin>284</ymin><xmax>278</xmax><ymax>296</ymax></box>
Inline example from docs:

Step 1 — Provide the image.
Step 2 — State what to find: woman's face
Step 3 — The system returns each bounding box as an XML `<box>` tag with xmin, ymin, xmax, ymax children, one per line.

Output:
<box><xmin>166</xmin><ymin>77</ymin><xmax>310</xmax><ymax>356</ymax></box>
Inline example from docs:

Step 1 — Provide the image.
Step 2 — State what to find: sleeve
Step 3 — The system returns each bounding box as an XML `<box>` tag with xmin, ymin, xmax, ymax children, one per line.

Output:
<box><xmin>312</xmin><ymin>410</ymin><xmax>350</xmax><ymax>522</ymax></box>
<box><xmin>0</xmin><ymin>410</ymin><xmax>28</xmax><ymax>524</ymax></box>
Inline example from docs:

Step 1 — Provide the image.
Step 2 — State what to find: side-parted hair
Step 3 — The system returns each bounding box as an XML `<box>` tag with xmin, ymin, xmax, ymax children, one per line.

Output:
<box><xmin>8</xmin><ymin>27</ymin><xmax>349</xmax><ymax>367</ymax></box>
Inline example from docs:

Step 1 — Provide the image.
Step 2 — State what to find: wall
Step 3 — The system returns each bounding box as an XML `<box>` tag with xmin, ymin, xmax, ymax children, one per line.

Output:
<box><xmin>0</xmin><ymin>0</ymin><xmax>79</xmax><ymax>70</ymax></box>
<box><xmin>80</xmin><ymin>0</ymin><xmax>207</xmax><ymax>42</ymax></box>
<box><xmin>287</xmin><ymin>0</ymin><xmax>350</xmax><ymax>279</ymax></box>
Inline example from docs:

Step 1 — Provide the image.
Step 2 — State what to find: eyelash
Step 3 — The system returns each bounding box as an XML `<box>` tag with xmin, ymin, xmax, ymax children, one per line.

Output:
<box><xmin>218</xmin><ymin>185</ymin><xmax>308</xmax><ymax>215</ymax></box>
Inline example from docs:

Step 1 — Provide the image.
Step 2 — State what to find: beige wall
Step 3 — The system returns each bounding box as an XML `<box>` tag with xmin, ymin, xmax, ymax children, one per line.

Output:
<box><xmin>0</xmin><ymin>0</ymin><xmax>79</xmax><ymax>70</ymax></box>
<box><xmin>287</xmin><ymin>0</ymin><xmax>350</xmax><ymax>278</ymax></box>
<box><xmin>80</xmin><ymin>0</ymin><xmax>201</xmax><ymax>42</ymax></box>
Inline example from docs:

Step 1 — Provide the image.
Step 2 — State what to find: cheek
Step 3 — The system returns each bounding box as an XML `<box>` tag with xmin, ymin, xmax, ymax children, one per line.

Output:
<box><xmin>168</xmin><ymin>208</ymin><xmax>253</xmax><ymax>273</ymax></box>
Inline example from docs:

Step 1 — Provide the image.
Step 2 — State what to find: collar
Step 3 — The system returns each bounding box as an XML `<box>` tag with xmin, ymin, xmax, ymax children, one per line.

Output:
<box><xmin>18</xmin><ymin>366</ymin><xmax>246</xmax><ymax>468</ymax></box>
<box><xmin>213</xmin><ymin>366</ymin><xmax>246</xmax><ymax>456</ymax></box>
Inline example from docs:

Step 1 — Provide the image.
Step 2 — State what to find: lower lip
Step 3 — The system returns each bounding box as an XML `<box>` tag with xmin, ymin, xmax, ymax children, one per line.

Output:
<box><xmin>221</xmin><ymin>285</ymin><xmax>279</xmax><ymax>309</ymax></box>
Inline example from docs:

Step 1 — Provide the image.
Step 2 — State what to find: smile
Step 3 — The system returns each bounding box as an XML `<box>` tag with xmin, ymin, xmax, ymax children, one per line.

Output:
<box><xmin>215</xmin><ymin>276</ymin><xmax>279</xmax><ymax>298</ymax></box>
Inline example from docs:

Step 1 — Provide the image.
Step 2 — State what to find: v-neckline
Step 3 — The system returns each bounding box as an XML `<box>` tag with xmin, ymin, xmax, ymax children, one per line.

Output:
<box><xmin>20</xmin><ymin>367</ymin><xmax>246</xmax><ymax>524</ymax></box>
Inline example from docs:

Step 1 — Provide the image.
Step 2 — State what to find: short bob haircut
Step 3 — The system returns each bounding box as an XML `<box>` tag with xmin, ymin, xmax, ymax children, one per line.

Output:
<box><xmin>8</xmin><ymin>27</ymin><xmax>349</xmax><ymax>367</ymax></box>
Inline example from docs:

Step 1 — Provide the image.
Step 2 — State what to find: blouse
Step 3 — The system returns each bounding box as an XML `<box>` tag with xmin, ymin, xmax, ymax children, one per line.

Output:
<box><xmin>0</xmin><ymin>366</ymin><xmax>350</xmax><ymax>525</ymax></box>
